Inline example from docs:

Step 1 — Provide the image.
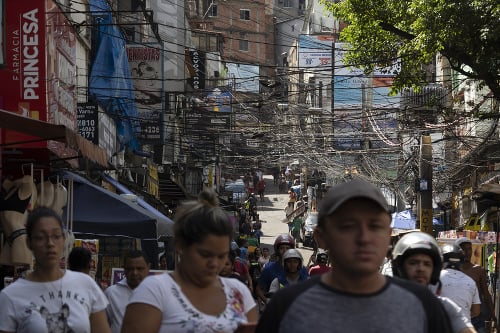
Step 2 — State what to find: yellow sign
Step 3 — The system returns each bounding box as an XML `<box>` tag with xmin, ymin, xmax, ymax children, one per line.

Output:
<box><xmin>420</xmin><ymin>208</ymin><xmax>433</xmax><ymax>235</ymax></box>
<box><xmin>147</xmin><ymin>162</ymin><xmax>159</xmax><ymax>198</ymax></box>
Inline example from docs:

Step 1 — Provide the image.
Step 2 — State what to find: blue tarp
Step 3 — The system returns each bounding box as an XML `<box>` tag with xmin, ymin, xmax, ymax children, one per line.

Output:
<box><xmin>391</xmin><ymin>209</ymin><xmax>441</xmax><ymax>230</ymax></box>
<box><xmin>89</xmin><ymin>0</ymin><xmax>140</xmax><ymax>151</ymax></box>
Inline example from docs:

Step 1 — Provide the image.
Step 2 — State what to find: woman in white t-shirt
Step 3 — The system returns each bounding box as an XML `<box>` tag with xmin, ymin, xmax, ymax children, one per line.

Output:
<box><xmin>122</xmin><ymin>190</ymin><xmax>258</xmax><ymax>333</ymax></box>
<box><xmin>0</xmin><ymin>207</ymin><xmax>110</xmax><ymax>333</ymax></box>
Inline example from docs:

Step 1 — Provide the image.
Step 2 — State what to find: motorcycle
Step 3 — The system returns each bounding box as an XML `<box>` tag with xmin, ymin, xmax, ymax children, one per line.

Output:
<box><xmin>302</xmin><ymin>212</ymin><xmax>318</xmax><ymax>248</ymax></box>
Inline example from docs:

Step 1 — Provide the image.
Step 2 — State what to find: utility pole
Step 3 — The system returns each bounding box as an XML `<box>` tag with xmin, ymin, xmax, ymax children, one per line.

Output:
<box><xmin>331</xmin><ymin>25</ymin><xmax>339</xmax><ymax>148</ymax></box>
<box><xmin>419</xmin><ymin>134</ymin><xmax>433</xmax><ymax>235</ymax></box>
<box><xmin>330</xmin><ymin>35</ymin><xmax>337</xmax><ymax>147</ymax></box>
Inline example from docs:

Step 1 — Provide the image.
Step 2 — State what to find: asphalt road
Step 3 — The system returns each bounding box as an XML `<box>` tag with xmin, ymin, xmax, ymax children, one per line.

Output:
<box><xmin>254</xmin><ymin>175</ymin><xmax>315</xmax><ymax>265</ymax></box>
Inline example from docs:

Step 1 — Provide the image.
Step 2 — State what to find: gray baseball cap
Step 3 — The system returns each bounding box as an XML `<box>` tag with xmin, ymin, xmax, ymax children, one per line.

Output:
<box><xmin>318</xmin><ymin>179</ymin><xmax>390</xmax><ymax>225</ymax></box>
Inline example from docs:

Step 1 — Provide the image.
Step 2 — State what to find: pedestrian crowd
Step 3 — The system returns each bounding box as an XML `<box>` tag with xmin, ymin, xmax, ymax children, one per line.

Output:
<box><xmin>0</xmin><ymin>178</ymin><xmax>499</xmax><ymax>332</ymax></box>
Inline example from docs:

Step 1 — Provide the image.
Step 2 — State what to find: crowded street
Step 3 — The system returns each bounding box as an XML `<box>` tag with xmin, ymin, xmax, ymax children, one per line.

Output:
<box><xmin>247</xmin><ymin>175</ymin><xmax>314</xmax><ymax>265</ymax></box>
<box><xmin>0</xmin><ymin>0</ymin><xmax>498</xmax><ymax>331</ymax></box>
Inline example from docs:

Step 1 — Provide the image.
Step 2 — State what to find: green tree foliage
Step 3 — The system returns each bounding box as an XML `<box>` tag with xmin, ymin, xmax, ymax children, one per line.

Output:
<box><xmin>322</xmin><ymin>0</ymin><xmax>500</xmax><ymax>99</ymax></box>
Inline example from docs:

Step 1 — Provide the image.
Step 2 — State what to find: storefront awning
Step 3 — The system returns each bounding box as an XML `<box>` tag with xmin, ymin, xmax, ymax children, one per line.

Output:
<box><xmin>0</xmin><ymin>109</ymin><xmax>109</xmax><ymax>167</ymax></box>
<box><xmin>59</xmin><ymin>170</ymin><xmax>173</xmax><ymax>239</ymax></box>
<box><xmin>101</xmin><ymin>173</ymin><xmax>174</xmax><ymax>238</ymax></box>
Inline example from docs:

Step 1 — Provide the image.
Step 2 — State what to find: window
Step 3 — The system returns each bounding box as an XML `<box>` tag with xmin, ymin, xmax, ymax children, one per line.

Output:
<box><xmin>239</xmin><ymin>40</ymin><xmax>249</xmax><ymax>51</ymax></box>
<box><xmin>124</xmin><ymin>27</ymin><xmax>136</xmax><ymax>42</ymax></box>
<box><xmin>283</xmin><ymin>0</ymin><xmax>291</xmax><ymax>8</ymax></box>
<box><xmin>208</xmin><ymin>4</ymin><xmax>217</xmax><ymax>17</ymax></box>
<box><xmin>239</xmin><ymin>33</ymin><xmax>249</xmax><ymax>51</ymax></box>
<box><xmin>240</xmin><ymin>9</ymin><xmax>250</xmax><ymax>20</ymax></box>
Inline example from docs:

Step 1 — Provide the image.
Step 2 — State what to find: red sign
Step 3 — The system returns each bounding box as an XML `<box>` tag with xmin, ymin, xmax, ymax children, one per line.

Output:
<box><xmin>1</xmin><ymin>1</ymin><xmax>47</xmax><ymax>148</ymax></box>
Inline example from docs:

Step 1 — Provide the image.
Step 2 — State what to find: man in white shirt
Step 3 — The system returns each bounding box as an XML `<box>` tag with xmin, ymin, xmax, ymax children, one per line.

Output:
<box><xmin>437</xmin><ymin>243</ymin><xmax>481</xmax><ymax>322</ymax></box>
<box><xmin>391</xmin><ymin>232</ymin><xmax>476</xmax><ymax>333</ymax></box>
<box><xmin>105</xmin><ymin>250</ymin><xmax>151</xmax><ymax>333</ymax></box>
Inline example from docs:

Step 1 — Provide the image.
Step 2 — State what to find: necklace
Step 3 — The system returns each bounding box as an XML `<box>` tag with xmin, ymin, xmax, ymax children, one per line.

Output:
<box><xmin>49</xmin><ymin>271</ymin><xmax>65</xmax><ymax>311</ymax></box>
<box><xmin>30</xmin><ymin>269</ymin><xmax>65</xmax><ymax>308</ymax></box>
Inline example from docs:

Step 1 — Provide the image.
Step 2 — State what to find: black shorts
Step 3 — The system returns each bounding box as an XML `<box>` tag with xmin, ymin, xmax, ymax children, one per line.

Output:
<box><xmin>258</xmin><ymin>189</ymin><xmax>264</xmax><ymax>195</ymax></box>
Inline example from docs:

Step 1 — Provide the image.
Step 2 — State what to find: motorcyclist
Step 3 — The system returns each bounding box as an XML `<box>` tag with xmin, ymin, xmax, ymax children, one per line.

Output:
<box><xmin>391</xmin><ymin>232</ymin><xmax>477</xmax><ymax>333</ymax></box>
<box><xmin>255</xmin><ymin>234</ymin><xmax>308</xmax><ymax>308</ymax></box>
<box><xmin>247</xmin><ymin>193</ymin><xmax>258</xmax><ymax>221</ymax></box>
<box><xmin>436</xmin><ymin>243</ymin><xmax>481</xmax><ymax>323</ymax></box>
<box><xmin>268</xmin><ymin>249</ymin><xmax>309</xmax><ymax>293</ymax></box>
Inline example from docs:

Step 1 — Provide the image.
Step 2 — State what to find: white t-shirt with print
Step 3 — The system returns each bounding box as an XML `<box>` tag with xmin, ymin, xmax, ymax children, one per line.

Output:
<box><xmin>0</xmin><ymin>270</ymin><xmax>108</xmax><ymax>333</ymax></box>
<box><xmin>128</xmin><ymin>272</ymin><xmax>256</xmax><ymax>333</ymax></box>
<box><xmin>435</xmin><ymin>268</ymin><xmax>481</xmax><ymax>321</ymax></box>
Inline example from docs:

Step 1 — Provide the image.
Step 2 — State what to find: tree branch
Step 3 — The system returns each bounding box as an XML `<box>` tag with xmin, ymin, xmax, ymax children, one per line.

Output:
<box><xmin>378</xmin><ymin>22</ymin><xmax>415</xmax><ymax>40</ymax></box>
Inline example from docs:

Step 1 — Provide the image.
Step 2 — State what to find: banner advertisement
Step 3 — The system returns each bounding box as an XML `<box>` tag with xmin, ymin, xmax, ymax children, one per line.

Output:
<box><xmin>333</xmin><ymin>42</ymin><xmax>400</xmax><ymax>109</ymax></box>
<box><xmin>185</xmin><ymin>110</ymin><xmax>231</xmax><ymax>131</ymax></box>
<box><xmin>0</xmin><ymin>0</ymin><xmax>47</xmax><ymax>147</ymax></box>
<box><xmin>333</xmin><ymin>75</ymin><xmax>399</xmax><ymax>110</ymax></box>
<box><xmin>185</xmin><ymin>109</ymin><xmax>231</xmax><ymax>158</ymax></box>
<box><xmin>77</xmin><ymin>103</ymin><xmax>117</xmax><ymax>161</ymax></box>
<box><xmin>186</xmin><ymin>48</ymin><xmax>206</xmax><ymax>91</ymax></box>
<box><xmin>225</xmin><ymin>63</ymin><xmax>260</xmax><ymax>93</ymax></box>
<box><xmin>298</xmin><ymin>34</ymin><xmax>334</xmax><ymax>68</ymax></box>
<box><xmin>127</xmin><ymin>45</ymin><xmax>164</xmax><ymax>142</ymax></box>
<box><xmin>205</xmin><ymin>89</ymin><xmax>232</xmax><ymax>113</ymax></box>
<box><xmin>77</xmin><ymin>103</ymin><xmax>99</xmax><ymax>144</ymax></box>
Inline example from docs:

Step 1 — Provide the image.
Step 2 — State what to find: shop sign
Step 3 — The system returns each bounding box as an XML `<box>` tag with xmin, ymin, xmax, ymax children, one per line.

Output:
<box><xmin>77</xmin><ymin>103</ymin><xmax>98</xmax><ymax>144</ymax></box>
<box><xmin>0</xmin><ymin>1</ymin><xmax>47</xmax><ymax>148</ymax></box>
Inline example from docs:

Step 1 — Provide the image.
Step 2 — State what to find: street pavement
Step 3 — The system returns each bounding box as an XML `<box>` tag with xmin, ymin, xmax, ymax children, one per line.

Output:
<box><xmin>254</xmin><ymin>175</ymin><xmax>314</xmax><ymax>265</ymax></box>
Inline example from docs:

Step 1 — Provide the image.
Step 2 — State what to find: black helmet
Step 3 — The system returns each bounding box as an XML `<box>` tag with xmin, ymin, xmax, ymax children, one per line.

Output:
<box><xmin>316</xmin><ymin>252</ymin><xmax>328</xmax><ymax>264</ymax></box>
<box><xmin>441</xmin><ymin>243</ymin><xmax>464</xmax><ymax>270</ymax></box>
<box><xmin>391</xmin><ymin>232</ymin><xmax>442</xmax><ymax>285</ymax></box>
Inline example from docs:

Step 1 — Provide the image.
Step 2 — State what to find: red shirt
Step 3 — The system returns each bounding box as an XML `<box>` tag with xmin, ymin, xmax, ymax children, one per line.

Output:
<box><xmin>308</xmin><ymin>264</ymin><xmax>332</xmax><ymax>276</ymax></box>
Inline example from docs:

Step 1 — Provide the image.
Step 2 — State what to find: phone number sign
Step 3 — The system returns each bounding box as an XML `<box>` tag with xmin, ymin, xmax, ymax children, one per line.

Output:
<box><xmin>77</xmin><ymin>103</ymin><xmax>98</xmax><ymax>144</ymax></box>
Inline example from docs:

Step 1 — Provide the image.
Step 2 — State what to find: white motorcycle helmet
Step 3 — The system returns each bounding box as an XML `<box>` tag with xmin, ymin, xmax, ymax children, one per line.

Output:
<box><xmin>282</xmin><ymin>248</ymin><xmax>304</xmax><ymax>269</ymax></box>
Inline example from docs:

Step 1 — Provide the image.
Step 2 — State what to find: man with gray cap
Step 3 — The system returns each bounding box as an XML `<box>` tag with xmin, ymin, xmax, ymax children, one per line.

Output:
<box><xmin>256</xmin><ymin>178</ymin><xmax>452</xmax><ymax>333</ymax></box>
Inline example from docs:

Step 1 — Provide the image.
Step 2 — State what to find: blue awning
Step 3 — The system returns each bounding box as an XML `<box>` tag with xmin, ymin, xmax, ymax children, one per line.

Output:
<box><xmin>101</xmin><ymin>173</ymin><xmax>173</xmax><ymax>238</ymax></box>
<box><xmin>58</xmin><ymin>171</ymin><xmax>173</xmax><ymax>239</ymax></box>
